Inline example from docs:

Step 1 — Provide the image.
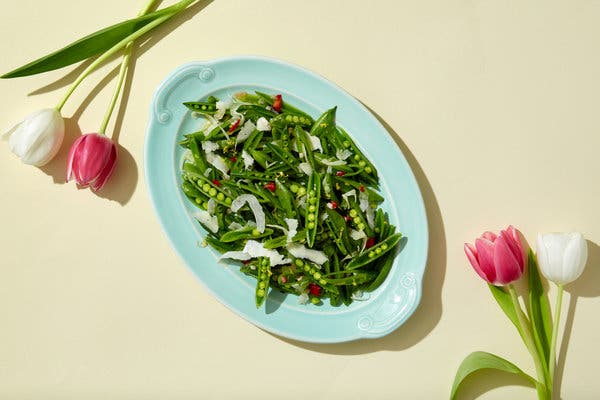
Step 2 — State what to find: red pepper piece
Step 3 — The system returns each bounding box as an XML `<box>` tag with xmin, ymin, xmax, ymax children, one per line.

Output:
<box><xmin>273</xmin><ymin>94</ymin><xmax>282</xmax><ymax>112</ymax></box>
<box><xmin>344</xmin><ymin>215</ymin><xmax>352</xmax><ymax>222</ymax></box>
<box><xmin>328</xmin><ymin>200</ymin><xmax>338</xmax><ymax>209</ymax></box>
<box><xmin>228</xmin><ymin>119</ymin><xmax>240</xmax><ymax>133</ymax></box>
<box><xmin>308</xmin><ymin>283</ymin><xmax>322</xmax><ymax>297</ymax></box>
<box><xmin>366</xmin><ymin>237</ymin><xmax>376</xmax><ymax>249</ymax></box>
<box><xmin>359</xmin><ymin>185</ymin><xmax>365</xmax><ymax>192</ymax></box>
<box><xmin>335</xmin><ymin>171</ymin><xmax>346</xmax><ymax>177</ymax></box>
<box><xmin>263</xmin><ymin>181</ymin><xmax>276</xmax><ymax>192</ymax></box>
<box><xmin>230</xmin><ymin>156</ymin><xmax>237</xmax><ymax>162</ymax></box>
<box><xmin>212</xmin><ymin>179</ymin><xmax>221</xmax><ymax>187</ymax></box>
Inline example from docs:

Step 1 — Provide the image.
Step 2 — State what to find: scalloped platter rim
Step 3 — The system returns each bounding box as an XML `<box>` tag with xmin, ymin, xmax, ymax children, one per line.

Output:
<box><xmin>144</xmin><ymin>56</ymin><xmax>428</xmax><ymax>343</ymax></box>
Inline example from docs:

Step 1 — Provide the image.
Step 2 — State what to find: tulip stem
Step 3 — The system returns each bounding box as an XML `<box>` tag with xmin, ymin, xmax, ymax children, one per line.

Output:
<box><xmin>98</xmin><ymin>44</ymin><xmax>133</xmax><ymax>135</ymax></box>
<box><xmin>508</xmin><ymin>284</ymin><xmax>549</xmax><ymax>399</ymax></box>
<box><xmin>100</xmin><ymin>0</ymin><xmax>161</xmax><ymax>134</ymax></box>
<box><xmin>548</xmin><ymin>284</ymin><xmax>564</xmax><ymax>398</ymax></box>
<box><xmin>55</xmin><ymin>0</ymin><xmax>196</xmax><ymax>112</ymax></box>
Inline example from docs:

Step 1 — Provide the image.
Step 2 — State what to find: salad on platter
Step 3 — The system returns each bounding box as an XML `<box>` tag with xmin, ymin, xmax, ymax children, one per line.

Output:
<box><xmin>178</xmin><ymin>91</ymin><xmax>402</xmax><ymax>308</ymax></box>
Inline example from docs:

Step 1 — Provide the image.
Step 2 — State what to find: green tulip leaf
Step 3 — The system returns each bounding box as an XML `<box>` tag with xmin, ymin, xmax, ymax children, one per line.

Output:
<box><xmin>1</xmin><ymin>5</ymin><xmax>178</xmax><ymax>78</ymax></box>
<box><xmin>450</xmin><ymin>351</ymin><xmax>536</xmax><ymax>400</ymax></box>
<box><xmin>527</xmin><ymin>249</ymin><xmax>553</xmax><ymax>365</ymax></box>
<box><xmin>488</xmin><ymin>284</ymin><xmax>525</xmax><ymax>341</ymax></box>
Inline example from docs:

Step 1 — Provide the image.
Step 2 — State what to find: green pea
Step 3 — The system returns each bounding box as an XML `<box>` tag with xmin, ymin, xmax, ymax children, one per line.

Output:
<box><xmin>319</xmin><ymin>279</ymin><xmax>327</xmax><ymax>285</ymax></box>
<box><xmin>309</xmin><ymin>190</ymin><xmax>316</xmax><ymax>196</ymax></box>
<box><xmin>304</xmin><ymin>265</ymin><xmax>310</xmax><ymax>272</ymax></box>
<box><xmin>314</xmin><ymin>272</ymin><xmax>321</xmax><ymax>280</ymax></box>
<box><xmin>375</xmin><ymin>247</ymin><xmax>382</xmax><ymax>255</ymax></box>
<box><xmin>381</xmin><ymin>243</ymin><xmax>388</xmax><ymax>250</ymax></box>
<box><xmin>195</xmin><ymin>197</ymin><xmax>202</xmax><ymax>204</ymax></box>
<box><xmin>354</xmin><ymin>154</ymin><xmax>360</xmax><ymax>161</ymax></box>
<box><xmin>295</xmin><ymin>259</ymin><xmax>304</xmax><ymax>267</ymax></box>
<box><xmin>257</xmin><ymin>289</ymin><xmax>265</xmax><ymax>297</ymax></box>
<box><xmin>216</xmin><ymin>193</ymin><xmax>225</xmax><ymax>201</ymax></box>
<box><xmin>259</xmin><ymin>282</ymin><xmax>266</xmax><ymax>289</ymax></box>
<box><xmin>308</xmin><ymin>205</ymin><xmax>316</xmax><ymax>212</ymax></box>
<box><xmin>290</xmin><ymin>184</ymin><xmax>299</xmax><ymax>193</ymax></box>
<box><xmin>307</xmin><ymin>222</ymin><xmax>315</xmax><ymax>229</ymax></box>
<box><xmin>252</xmin><ymin>229</ymin><xmax>261</xmax><ymax>237</ymax></box>
<box><xmin>343</xmin><ymin>140</ymin><xmax>350</xmax><ymax>148</ymax></box>
<box><xmin>365</xmin><ymin>166</ymin><xmax>372</xmax><ymax>174</ymax></box>
<box><xmin>202</xmin><ymin>183</ymin><xmax>211</xmax><ymax>192</ymax></box>
<box><xmin>225</xmin><ymin>197</ymin><xmax>232</xmax><ymax>205</ymax></box>
<box><xmin>308</xmin><ymin>213</ymin><xmax>316</xmax><ymax>222</ymax></box>
<box><xmin>209</xmin><ymin>188</ymin><xmax>217</xmax><ymax>197</ymax></box>
<box><xmin>357</xmin><ymin>223</ymin><xmax>366</xmax><ymax>231</ymax></box>
<box><xmin>353</xmin><ymin>217</ymin><xmax>361</xmax><ymax>225</ymax></box>
<box><xmin>349</xmin><ymin>209</ymin><xmax>358</xmax><ymax>218</ymax></box>
<box><xmin>292</xmin><ymin>116</ymin><xmax>299</xmax><ymax>123</ymax></box>
<box><xmin>308</xmin><ymin>198</ymin><xmax>316</xmax><ymax>205</ymax></box>
<box><xmin>359</xmin><ymin>161</ymin><xmax>366</xmax><ymax>167</ymax></box>
<box><xmin>368</xmin><ymin>252</ymin><xmax>375</xmax><ymax>258</ymax></box>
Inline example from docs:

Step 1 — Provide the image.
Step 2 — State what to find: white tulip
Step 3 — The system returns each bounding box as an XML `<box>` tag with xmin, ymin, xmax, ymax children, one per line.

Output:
<box><xmin>536</xmin><ymin>232</ymin><xmax>588</xmax><ymax>285</ymax></box>
<box><xmin>2</xmin><ymin>108</ymin><xmax>65</xmax><ymax>166</ymax></box>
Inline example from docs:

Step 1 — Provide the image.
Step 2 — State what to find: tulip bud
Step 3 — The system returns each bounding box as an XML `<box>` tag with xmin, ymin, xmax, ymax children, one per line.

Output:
<box><xmin>464</xmin><ymin>225</ymin><xmax>526</xmax><ymax>286</ymax></box>
<box><xmin>536</xmin><ymin>232</ymin><xmax>588</xmax><ymax>285</ymax></box>
<box><xmin>2</xmin><ymin>108</ymin><xmax>65</xmax><ymax>166</ymax></box>
<box><xmin>66</xmin><ymin>133</ymin><xmax>117</xmax><ymax>192</ymax></box>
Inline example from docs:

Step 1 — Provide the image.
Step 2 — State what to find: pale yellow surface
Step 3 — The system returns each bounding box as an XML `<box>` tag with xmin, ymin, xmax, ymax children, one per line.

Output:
<box><xmin>1</xmin><ymin>1</ymin><xmax>599</xmax><ymax>399</ymax></box>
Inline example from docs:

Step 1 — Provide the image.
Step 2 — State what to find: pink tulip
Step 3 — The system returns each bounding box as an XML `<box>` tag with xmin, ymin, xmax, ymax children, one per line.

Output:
<box><xmin>66</xmin><ymin>133</ymin><xmax>117</xmax><ymax>192</ymax></box>
<box><xmin>464</xmin><ymin>226</ymin><xmax>526</xmax><ymax>286</ymax></box>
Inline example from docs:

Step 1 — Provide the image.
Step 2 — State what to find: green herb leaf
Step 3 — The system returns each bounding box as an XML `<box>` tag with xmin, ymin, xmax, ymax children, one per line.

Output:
<box><xmin>488</xmin><ymin>284</ymin><xmax>525</xmax><ymax>341</ymax></box>
<box><xmin>450</xmin><ymin>351</ymin><xmax>536</xmax><ymax>400</ymax></box>
<box><xmin>526</xmin><ymin>249</ymin><xmax>553</xmax><ymax>365</ymax></box>
<box><xmin>1</xmin><ymin>6</ymin><xmax>177</xmax><ymax>78</ymax></box>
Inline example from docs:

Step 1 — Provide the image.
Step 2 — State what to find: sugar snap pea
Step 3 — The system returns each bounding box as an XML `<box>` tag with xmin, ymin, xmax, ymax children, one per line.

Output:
<box><xmin>346</xmin><ymin>233</ymin><xmax>402</xmax><ymax>270</ymax></box>
<box><xmin>179</xmin><ymin>91</ymin><xmax>404</xmax><ymax>309</ymax></box>
<box><xmin>305</xmin><ymin>172</ymin><xmax>321</xmax><ymax>247</ymax></box>
<box><xmin>255</xmin><ymin>257</ymin><xmax>272</xmax><ymax>308</ymax></box>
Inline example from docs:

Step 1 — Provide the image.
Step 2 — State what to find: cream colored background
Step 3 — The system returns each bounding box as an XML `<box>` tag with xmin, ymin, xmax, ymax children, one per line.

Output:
<box><xmin>1</xmin><ymin>1</ymin><xmax>599</xmax><ymax>399</ymax></box>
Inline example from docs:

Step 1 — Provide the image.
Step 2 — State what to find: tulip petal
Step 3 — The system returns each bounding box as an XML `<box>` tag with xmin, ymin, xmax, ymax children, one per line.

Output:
<box><xmin>66</xmin><ymin>135</ymin><xmax>87</xmax><ymax>182</ymax></box>
<box><xmin>8</xmin><ymin>114</ymin><xmax>38</xmax><ymax>158</ymax></box>
<box><xmin>23</xmin><ymin>110</ymin><xmax>64</xmax><ymax>166</ymax></box>
<box><xmin>2</xmin><ymin>120</ymin><xmax>21</xmax><ymax>141</ymax></box>
<box><xmin>543</xmin><ymin>234</ymin><xmax>570</xmax><ymax>284</ymax></box>
<box><xmin>500</xmin><ymin>227</ymin><xmax>525</xmax><ymax>273</ymax></box>
<box><xmin>91</xmin><ymin>143</ymin><xmax>117</xmax><ymax>191</ymax></box>
<box><xmin>80</xmin><ymin>135</ymin><xmax>114</xmax><ymax>184</ymax></box>
<box><xmin>465</xmin><ymin>243</ymin><xmax>491</xmax><ymax>283</ymax></box>
<box><xmin>475</xmin><ymin>238</ymin><xmax>497</xmax><ymax>283</ymax></box>
<box><xmin>6</xmin><ymin>109</ymin><xmax>64</xmax><ymax>166</ymax></box>
<box><xmin>482</xmin><ymin>231</ymin><xmax>497</xmax><ymax>242</ymax></box>
<box><xmin>560</xmin><ymin>233</ymin><xmax>588</xmax><ymax>284</ymax></box>
<box><xmin>536</xmin><ymin>234</ymin><xmax>552</xmax><ymax>280</ymax></box>
<box><xmin>493</xmin><ymin>236</ymin><xmax>523</xmax><ymax>285</ymax></box>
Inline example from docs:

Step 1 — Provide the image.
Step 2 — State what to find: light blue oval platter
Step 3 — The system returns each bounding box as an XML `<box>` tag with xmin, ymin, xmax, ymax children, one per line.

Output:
<box><xmin>144</xmin><ymin>56</ymin><xmax>428</xmax><ymax>343</ymax></box>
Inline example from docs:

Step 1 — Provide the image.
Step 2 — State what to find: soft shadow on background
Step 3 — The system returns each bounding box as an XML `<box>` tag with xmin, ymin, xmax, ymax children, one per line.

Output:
<box><xmin>554</xmin><ymin>240</ymin><xmax>600</xmax><ymax>399</ymax></box>
<box><xmin>33</xmin><ymin>1</ymin><xmax>214</xmax><ymax>204</ymax></box>
<box><xmin>279</xmin><ymin>110</ymin><xmax>447</xmax><ymax>354</ymax></box>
